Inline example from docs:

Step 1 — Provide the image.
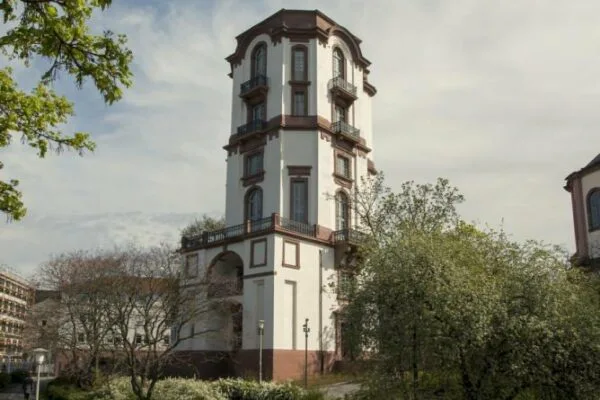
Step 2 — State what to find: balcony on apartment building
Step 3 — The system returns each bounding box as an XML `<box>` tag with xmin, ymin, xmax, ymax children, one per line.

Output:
<box><xmin>239</xmin><ymin>74</ymin><xmax>269</xmax><ymax>102</ymax></box>
<box><xmin>328</xmin><ymin>76</ymin><xmax>358</xmax><ymax>104</ymax></box>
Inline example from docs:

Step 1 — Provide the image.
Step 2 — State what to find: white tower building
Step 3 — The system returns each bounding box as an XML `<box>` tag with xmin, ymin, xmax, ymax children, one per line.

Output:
<box><xmin>177</xmin><ymin>9</ymin><xmax>377</xmax><ymax>381</ymax></box>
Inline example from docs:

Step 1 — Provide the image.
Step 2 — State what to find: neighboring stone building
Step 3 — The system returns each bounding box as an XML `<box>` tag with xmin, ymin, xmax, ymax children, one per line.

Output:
<box><xmin>565</xmin><ymin>153</ymin><xmax>600</xmax><ymax>266</ymax></box>
<box><xmin>0</xmin><ymin>267</ymin><xmax>34</xmax><ymax>365</ymax></box>
<box><xmin>177</xmin><ymin>9</ymin><xmax>377</xmax><ymax>381</ymax></box>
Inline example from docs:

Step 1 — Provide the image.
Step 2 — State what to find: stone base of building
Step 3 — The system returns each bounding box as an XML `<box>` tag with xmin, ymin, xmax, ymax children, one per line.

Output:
<box><xmin>168</xmin><ymin>349</ymin><xmax>337</xmax><ymax>381</ymax></box>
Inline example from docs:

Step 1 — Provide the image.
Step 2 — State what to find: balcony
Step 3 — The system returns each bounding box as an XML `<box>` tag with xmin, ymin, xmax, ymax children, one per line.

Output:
<box><xmin>333</xmin><ymin>229</ymin><xmax>367</xmax><ymax>269</ymax></box>
<box><xmin>332</xmin><ymin>121</ymin><xmax>360</xmax><ymax>142</ymax></box>
<box><xmin>234</xmin><ymin>119</ymin><xmax>266</xmax><ymax>139</ymax></box>
<box><xmin>239</xmin><ymin>75</ymin><xmax>269</xmax><ymax>103</ymax></box>
<box><xmin>328</xmin><ymin>77</ymin><xmax>357</xmax><ymax>105</ymax></box>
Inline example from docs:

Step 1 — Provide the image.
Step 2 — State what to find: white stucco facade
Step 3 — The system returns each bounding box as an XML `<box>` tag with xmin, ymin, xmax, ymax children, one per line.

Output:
<box><xmin>178</xmin><ymin>9</ymin><xmax>376</xmax><ymax>378</ymax></box>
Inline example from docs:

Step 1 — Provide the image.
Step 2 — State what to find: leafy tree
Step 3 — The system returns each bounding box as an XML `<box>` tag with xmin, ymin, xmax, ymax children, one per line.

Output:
<box><xmin>0</xmin><ymin>0</ymin><xmax>133</xmax><ymax>221</ymax></box>
<box><xmin>181</xmin><ymin>215</ymin><xmax>226</xmax><ymax>238</ymax></box>
<box><xmin>346</xmin><ymin>174</ymin><xmax>600</xmax><ymax>400</ymax></box>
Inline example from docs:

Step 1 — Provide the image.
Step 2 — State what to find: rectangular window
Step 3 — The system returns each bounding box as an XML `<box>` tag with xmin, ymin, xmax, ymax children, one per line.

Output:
<box><xmin>293</xmin><ymin>90</ymin><xmax>306</xmax><ymax>116</ymax></box>
<box><xmin>290</xmin><ymin>179</ymin><xmax>308</xmax><ymax>223</ymax></box>
<box><xmin>334</xmin><ymin>105</ymin><xmax>346</xmax><ymax>123</ymax></box>
<box><xmin>336</xmin><ymin>155</ymin><xmax>350</xmax><ymax>178</ymax></box>
<box><xmin>246</xmin><ymin>152</ymin><xmax>263</xmax><ymax>176</ymax></box>
<box><xmin>251</xmin><ymin>102</ymin><xmax>265</xmax><ymax>121</ymax></box>
<box><xmin>292</xmin><ymin>49</ymin><xmax>306</xmax><ymax>81</ymax></box>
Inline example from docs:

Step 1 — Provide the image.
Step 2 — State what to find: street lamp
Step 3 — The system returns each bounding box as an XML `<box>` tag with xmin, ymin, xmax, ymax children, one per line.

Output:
<box><xmin>302</xmin><ymin>318</ymin><xmax>310</xmax><ymax>389</ymax></box>
<box><xmin>31</xmin><ymin>348</ymin><xmax>47</xmax><ymax>400</ymax></box>
<box><xmin>257</xmin><ymin>320</ymin><xmax>264</xmax><ymax>382</ymax></box>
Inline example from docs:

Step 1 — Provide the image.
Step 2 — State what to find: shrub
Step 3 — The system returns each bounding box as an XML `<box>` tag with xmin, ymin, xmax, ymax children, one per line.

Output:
<box><xmin>0</xmin><ymin>372</ymin><xmax>10</xmax><ymax>389</ymax></box>
<box><xmin>214</xmin><ymin>378</ymin><xmax>320</xmax><ymax>400</ymax></box>
<box><xmin>10</xmin><ymin>369</ymin><xmax>29</xmax><ymax>384</ymax></box>
<box><xmin>46</xmin><ymin>384</ymin><xmax>88</xmax><ymax>400</ymax></box>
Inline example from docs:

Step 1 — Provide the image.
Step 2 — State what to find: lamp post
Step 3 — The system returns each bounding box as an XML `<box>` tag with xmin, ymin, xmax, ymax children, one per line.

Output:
<box><xmin>31</xmin><ymin>348</ymin><xmax>47</xmax><ymax>400</ymax></box>
<box><xmin>257</xmin><ymin>320</ymin><xmax>264</xmax><ymax>382</ymax></box>
<box><xmin>302</xmin><ymin>318</ymin><xmax>310</xmax><ymax>389</ymax></box>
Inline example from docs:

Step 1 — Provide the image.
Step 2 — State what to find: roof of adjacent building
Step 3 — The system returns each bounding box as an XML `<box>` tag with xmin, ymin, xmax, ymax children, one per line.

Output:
<box><xmin>564</xmin><ymin>152</ymin><xmax>600</xmax><ymax>190</ymax></box>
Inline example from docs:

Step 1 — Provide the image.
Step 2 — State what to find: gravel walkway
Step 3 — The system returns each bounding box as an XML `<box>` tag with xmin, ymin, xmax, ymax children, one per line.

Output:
<box><xmin>322</xmin><ymin>381</ymin><xmax>361</xmax><ymax>399</ymax></box>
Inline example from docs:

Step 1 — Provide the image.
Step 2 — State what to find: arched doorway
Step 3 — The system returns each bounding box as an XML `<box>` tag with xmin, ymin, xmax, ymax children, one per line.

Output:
<box><xmin>207</xmin><ymin>252</ymin><xmax>244</xmax><ymax>352</ymax></box>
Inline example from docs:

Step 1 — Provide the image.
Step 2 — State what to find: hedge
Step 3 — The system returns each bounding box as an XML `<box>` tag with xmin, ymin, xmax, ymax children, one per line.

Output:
<box><xmin>46</xmin><ymin>376</ymin><xmax>326</xmax><ymax>400</ymax></box>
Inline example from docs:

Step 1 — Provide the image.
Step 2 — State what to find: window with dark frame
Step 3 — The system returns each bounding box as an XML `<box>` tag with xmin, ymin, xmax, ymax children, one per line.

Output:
<box><xmin>251</xmin><ymin>102</ymin><xmax>265</xmax><ymax>121</ymax></box>
<box><xmin>336</xmin><ymin>155</ymin><xmax>351</xmax><ymax>179</ymax></box>
<box><xmin>246</xmin><ymin>187</ymin><xmax>263</xmax><ymax>221</ymax></box>
<box><xmin>336</xmin><ymin>191</ymin><xmax>349</xmax><ymax>231</ymax></box>
<box><xmin>252</xmin><ymin>44</ymin><xmax>267</xmax><ymax>78</ymax></box>
<box><xmin>589</xmin><ymin>189</ymin><xmax>600</xmax><ymax>231</ymax></box>
<box><xmin>292</xmin><ymin>47</ymin><xmax>307</xmax><ymax>81</ymax></box>
<box><xmin>334</xmin><ymin>104</ymin><xmax>347</xmax><ymax>123</ymax></box>
<box><xmin>245</xmin><ymin>152</ymin><xmax>263</xmax><ymax>176</ymax></box>
<box><xmin>290</xmin><ymin>179</ymin><xmax>308</xmax><ymax>223</ymax></box>
<box><xmin>293</xmin><ymin>90</ymin><xmax>306</xmax><ymax>116</ymax></box>
<box><xmin>333</xmin><ymin>48</ymin><xmax>345</xmax><ymax>79</ymax></box>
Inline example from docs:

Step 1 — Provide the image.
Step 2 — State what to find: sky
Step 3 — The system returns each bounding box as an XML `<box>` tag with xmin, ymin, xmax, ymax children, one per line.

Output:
<box><xmin>2</xmin><ymin>0</ymin><xmax>600</xmax><ymax>278</ymax></box>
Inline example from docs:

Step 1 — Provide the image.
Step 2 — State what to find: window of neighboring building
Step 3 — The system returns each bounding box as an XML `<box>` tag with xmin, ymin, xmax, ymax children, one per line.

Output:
<box><xmin>336</xmin><ymin>191</ymin><xmax>350</xmax><ymax>231</ymax></box>
<box><xmin>135</xmin><ymin>334</ymin><xmax>143</xmax><ymax>345</ymax></box>
<box><xmin>77</xmin><ymin>332</ymin><xmax>86</xmax><ymax>344</ymax></box>
<box><xmin>292</xmin><ymin>46</ymin><xmax>307</xmax><ymax>81</ymax></box>
<box><xmin>246</xmin><ymin>187</ymin><xmax>263</xmax><ymax>221</ymax></box>
<box><xmin>589</xmin><ymin>188</ymin><xmax>600</xmax><ymax>231</ymax></box>
<box><xmin>333</xmin><ymin>48</ymin><xmax>345</xmax><ymax>79</ymax></box>
<box><xmin>252</xmin><ymin>43</ymin><xmax>267</xmax><ymax>77</ymax></box>
<box><xmin>338</xmin><ymin>271</ymin><xmax>355</xmax><ymax>299</ymax></box>
<box><xmin>290</xmin><ymin>179</ymin><xmax>308</xmax><ymax>223</ymax></box>
<box><xmin>245</xmin><ymin>152</ymin><xmax>264</xmax><ymax>177</ymax></box>
<box><xmin>292</xmin><ymin>90</ymin><xmax>307</xmax><ymax>116</ymax></box>
<box><xmin>336</xmin><ymin>155</ymin><xmax>351</xmax><ymax>179</ymax></box>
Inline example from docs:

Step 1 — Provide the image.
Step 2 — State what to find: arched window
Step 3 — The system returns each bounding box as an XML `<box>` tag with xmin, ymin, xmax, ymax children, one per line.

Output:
<box><xmin>588</xmin><ymin>188</ymin><xmax>600</xmax><ymax>231</ymax></box>
<box><xmin>335</xmin><ymin>191</ymin><xmax>349</xmax><ymax>231</ymax></box>
<box><xmin>251</xmin><ymin>43</ymin><xmax>267</xmax><ymax>78</ymax></box>
<box><xmin>333</xmin><ymin>48</ymin><xmax>345</xmax><ymax>79</ymax></box>
<box><xmin>246</xmin><ymin>187</ymin><xmax>263</xmax><ymax>221</ymax></box>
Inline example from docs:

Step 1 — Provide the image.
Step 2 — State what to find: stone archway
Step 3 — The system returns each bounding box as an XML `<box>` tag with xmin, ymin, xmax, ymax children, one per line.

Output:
<box><xmin>207</xmin><ymin>251</ymin><xmax>244</xmax><ymax>353</ymax></box>
<box><xmin>207</xmin><ymin>251</ymin><xmax>244</xmax><ymax>298</ymax></box>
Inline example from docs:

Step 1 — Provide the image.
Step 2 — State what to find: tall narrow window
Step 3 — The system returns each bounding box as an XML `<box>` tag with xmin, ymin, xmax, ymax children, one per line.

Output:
<box><xmin>589</xmin><ymin>189</ymin><xmax>600</xmax><ymax>231</ymax></box>
<box><xmin>292</xmin><ymin>47</ymin><xmax>307</xmax><ymax>81</ymax></box>
<box><xmin>245</xmin><ymin>152</ymin><xmax>263</xmax><ymax>176</ymax></box>
<box><xmin>290</xmin><ymin>179</ymin><xmax>308</xmax><ymax>223</ymax></box>
<box><xmin>336</xmin><ymin>155</ymin><xmax>350</xmax><ymax>178</ymax></box>
<box><xmin>335</xmin><ymin>191</ymin><xmax>349</xmax><ymax>231</ymax></box>
<box><xmin>251</xmin><ymin>102</ymin><xmax>265</xmax><ymax>121</ymax></box>
<box><xmin>252</xmin><ymin>44</ymin><xmax>267</xmax><ymax>77</ymax></box>
<box><xmin>293</xmin><ymin>90</ymin><xmax>306</xmax><ymax>116</ymax></box>
<box><xmin>246</xmin><ymin>188</ymin><xmax>263</xmax><ymax>221</ymax></box>
<box><xmin>334</xmin><ymin>105</ymin><xmax>347</xmax><ymax>123</ymax></box>
<box><xmin>333</xmin><ymin>48</ymin><xmax>345</xmax><ymax>79</ymax></box>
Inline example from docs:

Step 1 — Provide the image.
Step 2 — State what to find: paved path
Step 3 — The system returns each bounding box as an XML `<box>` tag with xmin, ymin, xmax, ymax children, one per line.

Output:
<box><xmin>322</xmin><ymin>381</ymin><xmax>361</xmax><ymax>399</ymax></box>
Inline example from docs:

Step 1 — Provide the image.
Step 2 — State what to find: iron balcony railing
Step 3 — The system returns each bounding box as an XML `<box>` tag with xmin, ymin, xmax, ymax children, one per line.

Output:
<box><xmin>328</xmin><ymin>77</ymin><xmax>357</xmax><ymax>97</ymax></box>
<box><xmin>333</xmin><ymin>229</ymin><xmax>367</xmax><ymax>245</ymax></box>
<box><xmin>279</xmin><ymin>217</ymin><xmax>316</xmax><ymax>236</ymax></box>
<box><xmin>240</xmin><ymin>74</ymin><xmax>268</xmax><ymax>96</ymax></box>
<box><xmin>331</xmin><ymin>121</ymin><xmax>360</xmax><ymax>139</ymax></box>
<box><xmin>235</xmin><ymin>119</ymin><xmax>266</xmax><ymax>137</ymax></box>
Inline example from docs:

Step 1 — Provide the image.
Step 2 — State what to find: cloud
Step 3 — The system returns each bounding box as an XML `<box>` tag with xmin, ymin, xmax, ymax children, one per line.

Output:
<box><xmin>2</xmin><ymin>0</ymin><xmax>600</xmax><ymax>276</ymax></box>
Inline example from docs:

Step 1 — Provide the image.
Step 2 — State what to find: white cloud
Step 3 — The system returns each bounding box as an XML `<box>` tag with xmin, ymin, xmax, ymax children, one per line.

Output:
<box><xmin>2</xmin><ymin>0</ymin><xmax>600</xmax><ymax>275</ymax></box>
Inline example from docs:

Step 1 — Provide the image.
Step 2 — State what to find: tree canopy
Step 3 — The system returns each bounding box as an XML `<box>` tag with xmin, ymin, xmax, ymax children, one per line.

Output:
<box><xmin>344</xmin><ymin>174</ymin><xmax>600</xmax><ymax>400</ymax></box>
<box><xmin>0</xmin><ymin>0</ymin><xmax>132</xmax><ymax>221</ymax></box>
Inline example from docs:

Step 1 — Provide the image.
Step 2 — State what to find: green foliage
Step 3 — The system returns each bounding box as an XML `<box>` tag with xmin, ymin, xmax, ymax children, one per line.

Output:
<box><xmin>181</xmin><ymin>215</ymin><xmax>226</xmax><ymax>238</ymax></box>
<box><xmin>10</xmin><ymin>369</ymin><xmax>28</xmax><ymax>383</ymax></box>
<box><xmin>0</xmin><ymin>0</ymin><xmax>133</xmax><ymax>221</ymax></box>
<box><xmin>344</xmin><ymin>175</ymin><xmax>600</xmax><ymax>399</ymax></box>
<box><xmin>0</xmin><ymin>372</ymin><xmax>10</xmax><ymax>388</ymax></box>
<box><xmin>58</xmin><ymin>376</ymin><xmax>323</xmax><ymax>400</ymax></box>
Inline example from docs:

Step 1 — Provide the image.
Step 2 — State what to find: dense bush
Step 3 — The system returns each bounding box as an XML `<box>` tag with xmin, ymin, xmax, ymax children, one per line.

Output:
<box><xmin>10</xmin><ymin>369</ymin><xmax>29</xmax><ymax>384</ymax></box>
<box><xmin>0</xmin><ymin>372</ymin><xmax>10</xmax><ymax>389</ymax></box>
<box><xmin>45</xmin><ymin>376</ymin><xmax>325</xmax><ymax>400</ymax></box>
